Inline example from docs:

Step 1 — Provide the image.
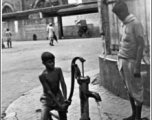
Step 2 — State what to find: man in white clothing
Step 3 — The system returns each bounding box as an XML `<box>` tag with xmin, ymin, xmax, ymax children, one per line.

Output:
<box><xmin>47</xmin><ymin>23</ymin><xmax>54</xmax><ymax>46</ymax></box>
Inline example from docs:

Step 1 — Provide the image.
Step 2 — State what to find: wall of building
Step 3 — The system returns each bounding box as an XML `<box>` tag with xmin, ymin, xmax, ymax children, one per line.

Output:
<box><xmin>2</xmin><ymin>0</ymin><xmax>23</xmax><ymax>41</ymax></box>
<box><xmin>24</xmin><ymin>17</ymin><xmax>53</xmax><ymax>40</ymax></box>
<box><xmin>22</xmin><ymin>0</ymin><xmax>68</xmax><ymax>10</ymax></box>
<box><xmin>2</xmin><ymin>0</ymin><xmax>22</xmax><ymax>12</ymax></box>
<box><xmin>2</xmin><ymin>0</ymin><xmax>100</xmax><ymax>41</ymax></box>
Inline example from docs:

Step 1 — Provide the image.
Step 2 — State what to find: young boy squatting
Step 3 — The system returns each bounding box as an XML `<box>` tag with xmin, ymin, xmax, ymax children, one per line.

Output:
<box><xmin>39</xmin><ymin>52</ymin><xmax>69</xmax><ymax>120</ymax></box>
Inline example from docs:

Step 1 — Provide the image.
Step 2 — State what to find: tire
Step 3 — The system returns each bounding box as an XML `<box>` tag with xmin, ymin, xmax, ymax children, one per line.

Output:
<box><xmin>86</xmin><ymin>29</ymin><xmax>92</xmax><ymax>38</ymax></box>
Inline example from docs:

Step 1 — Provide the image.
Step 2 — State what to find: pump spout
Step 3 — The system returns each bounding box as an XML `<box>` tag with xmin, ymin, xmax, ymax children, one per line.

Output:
<box><xmin>72</xmin><ymin>57</ymin><xmax>85</xmax><ymax>64</ymax></box>
<box><xmin>86</xmin><ymin>91</ymin><xmax>101</xmax><ymax>102</ymax></box>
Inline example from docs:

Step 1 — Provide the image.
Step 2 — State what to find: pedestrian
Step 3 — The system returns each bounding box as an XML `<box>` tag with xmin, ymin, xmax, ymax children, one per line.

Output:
<box><xmin>39</xmin><ymin>52</ymin><xmax>70</xmax><ymax>120</ymax></box>
<box><xmin>112</xmin><ymin>1</ymin><xmax>145</xmax><ymax>120</ymax></box>
<box><xmin>2</xmin><ymin>39</ymin><xmax>5</xmax><ymax>49</ymax></box>
<box><xmin>5</xmin><ymin>28</ymin><xmax>12</xmax><ymax>48</ymax></box>
<box><xmin>47</xmin><ymin>23</ymin><xmax>56</xmax><ymax>46</ymax></box>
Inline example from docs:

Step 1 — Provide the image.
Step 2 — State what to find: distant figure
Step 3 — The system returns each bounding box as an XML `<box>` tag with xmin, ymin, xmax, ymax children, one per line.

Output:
<box><xmin>39</xmin><ymin>52</ymin><xmax>70</xmax><ymax>120</ymax></box>
<box><xmin>2</xmin><ymin>39</ymin><xmax>5</xmax><ymax>49</ymax></box>
<box><xmin>47</xmin><ymin>23</ymin><xmax>55</xmax><ymax>46</ymax></box>
<box><xmin>33</xmin><ymin>34</ymin><xmax>37</xmax><ymax>41</ymax></box>
<box><xmin>112</xmin><ymin>1</ymin><xmax>146</xmax><ymax>120</ymax></box>
<box><xmin>5</xmin><ymin>28</ymin><xmax>12</xmax><ymax>48</ymax></box>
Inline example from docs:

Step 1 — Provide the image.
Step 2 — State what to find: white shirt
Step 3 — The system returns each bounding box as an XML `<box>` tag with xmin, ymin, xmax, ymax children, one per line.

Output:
<box><xmin>47</xmin><ymin>25</ymin><xmax>54</xmax><ymax>38</ymax></box>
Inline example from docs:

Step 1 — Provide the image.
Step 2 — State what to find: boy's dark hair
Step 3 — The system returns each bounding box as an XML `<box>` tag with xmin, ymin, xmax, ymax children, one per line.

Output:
<box><xmin>41</xmin><ymin>52</ymin><xmax>55</xmax><ymax>63</ymax></box>
<box><xmin>6</xmin><ymin>28</ymin><xmax>9</xmax><ymax>31</ymax></box>
<box><xmin>112</xmin><ymin>1</ymin><xmax>128</xmax><ymax>13</ymax></box>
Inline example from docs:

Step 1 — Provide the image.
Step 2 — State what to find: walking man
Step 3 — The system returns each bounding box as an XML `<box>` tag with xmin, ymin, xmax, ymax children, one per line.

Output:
<box><xmin>47</xmin><ymin>23</ymin><xmax>55</xmax><ymax>46</ymax></box>
<box><xmin>112</xmin><ymin>1</ymin><xmax>145</xmax><ymax>120</ymax></box>
<box><xmin>6</xmin><ymin>28</ymin><xmax>12</xmax><ymax>48</ymax></box>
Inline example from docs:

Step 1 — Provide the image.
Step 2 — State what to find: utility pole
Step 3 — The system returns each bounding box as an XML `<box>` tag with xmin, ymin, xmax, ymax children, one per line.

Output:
<box><xmin>98</xmin><ymin>0</ymin><xmax>111</xmax><ymax>55</ymax></box>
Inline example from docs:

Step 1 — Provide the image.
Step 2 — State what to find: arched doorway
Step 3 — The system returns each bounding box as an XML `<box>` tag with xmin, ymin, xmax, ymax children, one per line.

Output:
<box><xmin>2</xmin><ymin>3</ymin><xmax>15</xmax><ymax>41</ymax></box>
<box><xmin>2</xmin><ymin>2</ymin><xmax>14</xmax><ymax>14</ymax></box>
<box><xmin>2</xmin><ymin>6</ymin><xmax>13</xmax><ymax>13</ymax></box>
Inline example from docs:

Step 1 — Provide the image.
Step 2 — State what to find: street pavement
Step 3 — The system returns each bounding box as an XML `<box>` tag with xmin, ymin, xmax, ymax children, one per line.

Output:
<box><xmin>2</xmin><ymin>38</ymin><xmax>102</xmax><ymax>113</ymax></box>
<box><xmin>2</xmin><ymin>38</ymin><xmax>150</xmax><ymax>120</ymax></box>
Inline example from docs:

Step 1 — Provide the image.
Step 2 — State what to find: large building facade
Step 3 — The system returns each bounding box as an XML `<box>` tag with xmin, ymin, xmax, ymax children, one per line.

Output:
<box><xmin>2</xmin><ymin>0</ymin><xmax>100</xmax><ymax>41</ymax></box>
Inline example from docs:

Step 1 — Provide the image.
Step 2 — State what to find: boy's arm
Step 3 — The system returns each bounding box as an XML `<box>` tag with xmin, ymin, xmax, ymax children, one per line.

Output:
<box><xmin>59</xmin><ymin>68</ymin><xmax>67</xmax><ymax>100</ymax></box>
<box><xmin>39</xmin><ymin>75</ymin><xmax>62</xmax><ymax>106</ymax></box>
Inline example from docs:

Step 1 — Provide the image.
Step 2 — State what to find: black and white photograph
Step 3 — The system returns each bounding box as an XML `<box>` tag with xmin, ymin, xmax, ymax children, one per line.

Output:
<box><xmin>1</xmin><ymin>0</ymin><xmax>151</xmax><ymax>120</ymax></box>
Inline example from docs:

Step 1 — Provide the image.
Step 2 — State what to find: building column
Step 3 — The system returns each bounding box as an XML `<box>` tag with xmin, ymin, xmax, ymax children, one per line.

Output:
<box><xmin>58</xmin><ymin>0</ymin><xmax>63</xmax><ymax>5</ymax></box>
<box><xmin>21</xmin><ymin>0</ymin><xmax>25</xmax><ymax>10</ymax></box>
<box><xmin>58</xmin><ymin>16</ymin><xmax>63</xmax><ymax>39</ymax></box>
<box><xmin>98</xmin><ymin>0</ymin><xmax>111</xmax><ymax>54</ymax></box>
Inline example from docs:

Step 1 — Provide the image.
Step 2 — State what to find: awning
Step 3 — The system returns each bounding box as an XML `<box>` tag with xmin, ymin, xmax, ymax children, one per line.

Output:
<box><xmin>2</xmin><ymin>2</ymin><xmax>98</xmax><ymax>21</ymax></box>
<box><xmin>58</xmin><ymin>3</ymin><xmax>98</xmax><ymax>16</ymax></box>
<box><xmin>2</xmin><ymin>4</ymin><xmax>77</xmax><ymax>21</ymax></box>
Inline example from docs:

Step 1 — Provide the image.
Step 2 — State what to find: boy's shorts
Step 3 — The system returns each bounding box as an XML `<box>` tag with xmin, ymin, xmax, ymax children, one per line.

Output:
<box><xmin>40</xmin><ymin>92</ymin><xmax>65</xmax><ymax>111</ymax></box>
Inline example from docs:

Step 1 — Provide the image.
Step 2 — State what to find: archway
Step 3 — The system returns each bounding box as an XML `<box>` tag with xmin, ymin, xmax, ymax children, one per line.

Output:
<box><xmin>2</xmin><ymin>3</ymin><xmax>15</xmax><ymax>41</ymax></box>
<box><xmin>2</xmin><ymin>2</ymin><xmax>14</xmax><ymax>13</ymax></box>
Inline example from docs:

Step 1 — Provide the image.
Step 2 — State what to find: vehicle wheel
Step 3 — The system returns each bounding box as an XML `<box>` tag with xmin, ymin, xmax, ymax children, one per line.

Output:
<box><xmin>86</xmin><ymin>29</ymin><xmax>92</xmax><ymax>38</ymax></box>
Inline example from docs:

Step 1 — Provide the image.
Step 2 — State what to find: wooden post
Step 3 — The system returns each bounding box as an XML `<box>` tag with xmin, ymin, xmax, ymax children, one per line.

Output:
<box><xmin>98</xmin><ymin>0</ymin><xmax>111</xmax><ymax>55</ymax></box>
<box><xmin>58</xmin><ymin>16</ymin><xmax>63</xmax><ymax>39</ymax></box>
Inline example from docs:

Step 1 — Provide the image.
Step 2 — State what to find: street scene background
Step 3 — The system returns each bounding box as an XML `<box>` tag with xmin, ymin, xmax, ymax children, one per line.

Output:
<box><xmin>2</xmin><ymin>38</ymin><xmax>150</xmax><ymax>120</ymax></box>
<box><xmin>2</xmin><ymin>0</ymin><xmax>150</xmax><ymax>119</ymax></box>
<box><xmin>2</xmin><ymin>38</ymin><xmax>102</xmax><ymax>113</ymax></box>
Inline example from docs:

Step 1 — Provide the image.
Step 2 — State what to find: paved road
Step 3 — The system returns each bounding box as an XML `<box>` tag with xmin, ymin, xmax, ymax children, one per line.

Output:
<box><xmin>2</xmin><ymin>38</ymin><xmax>102</xmax><ymax>113</ymax></box>
<box><xmin>4</xmin><ymin>72</ymin><xmax>150</xmax><ymax>120</ymax></box>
